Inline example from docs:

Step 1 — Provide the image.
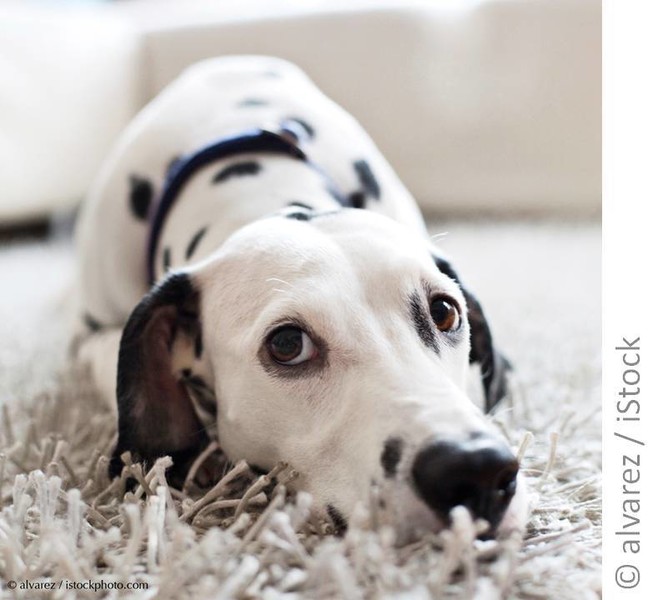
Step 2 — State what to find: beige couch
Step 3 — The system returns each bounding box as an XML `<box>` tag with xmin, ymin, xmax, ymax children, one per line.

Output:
<box><xmin>0</xmin><ymin>0</ymin><xmax>601</xmax><ymax>224</ymax></box>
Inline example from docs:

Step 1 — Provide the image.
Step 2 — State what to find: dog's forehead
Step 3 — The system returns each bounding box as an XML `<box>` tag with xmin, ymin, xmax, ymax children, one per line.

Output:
<box><xmin>221</xmin><ymin>209</ymin><xmax>437</xmax><ymax>272</ymax></box>
<box><xmin>194</xmin><ymin>210</ymin><xmax>464</xmax><ymax>333</ymax></box>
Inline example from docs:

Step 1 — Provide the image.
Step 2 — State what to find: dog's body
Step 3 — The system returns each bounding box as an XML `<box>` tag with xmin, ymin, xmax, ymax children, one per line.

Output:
<box><xmin>76</xmin><ymin>56</ymin><xmax>527</xmax><ymax>540</ymax></box>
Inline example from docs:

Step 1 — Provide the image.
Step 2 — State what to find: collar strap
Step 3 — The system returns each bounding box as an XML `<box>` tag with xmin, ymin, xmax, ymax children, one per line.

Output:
<box><xmin>147</xmin><ymin>128</ymin><xmax>308</xmax><ymax>283</ymax></box>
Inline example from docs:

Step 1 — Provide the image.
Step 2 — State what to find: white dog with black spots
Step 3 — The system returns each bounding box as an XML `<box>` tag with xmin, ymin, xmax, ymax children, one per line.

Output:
<box><xmin>75</xmin><ymin>56</ymin><xmax>527</xmax><ymax>540</ymax></box>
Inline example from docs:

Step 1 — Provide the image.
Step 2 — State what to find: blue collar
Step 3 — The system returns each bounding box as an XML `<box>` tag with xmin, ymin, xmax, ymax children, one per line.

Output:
<box><xmin>146</xmin><ymin>128</ymin><xmax>312</xmax><ymax>283</ymax></box>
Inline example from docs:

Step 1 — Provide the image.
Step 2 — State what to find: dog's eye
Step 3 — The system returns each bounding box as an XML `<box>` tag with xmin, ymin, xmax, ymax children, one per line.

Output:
<box><xmin>430</xmin><ymin>297</ymin><xmax>461</xmax><ymax>332</ymax></box>
<box><xmin>267</xmin><ymin>326</ymin><xmax>317</xmax><ymax>365</ymax></box>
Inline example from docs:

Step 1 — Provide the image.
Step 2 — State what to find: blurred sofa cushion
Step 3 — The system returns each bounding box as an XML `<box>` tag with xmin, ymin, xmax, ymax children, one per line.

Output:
<box><xmin>0</xmin><ymin>2</ymin><xmax>141</xmax><ymax>224</ymax></box>
<box><xmin>0</xmin><ymin>0</ymin><xmax>600</xmax><ymax>224</ymax></box>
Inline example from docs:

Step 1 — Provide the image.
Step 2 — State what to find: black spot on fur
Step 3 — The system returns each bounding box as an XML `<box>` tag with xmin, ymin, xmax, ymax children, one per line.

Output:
<box><xmin>185</xmin><ymin>227</ymin><xmax>207</xmax><ymax>261</ymax></box>
<box><xmin>327</xmin><ymin>504</ymin><xmax>348</xmax><ymax>535</ymax></box>
<box><xmin>194</xmin><ymin>331</ymin><xmax>203</xmax><ymax>359</ymax></box>
<box><xmin>348</xmin><ymin>191</ymin><xmax>366</xmax><ymax>209</ymax></box>
<box><xmin>237</xmin><ymin>98</ymin><xmax>269</xmax><ymax>108</ymax></box>
<box><xmin>281</xmin><ymin>117</ymin><xmax>315</xmax><ymax>141</ymax></box>
<box><xmin>285</xmin><ymin>210</ymin><xmax>312</xmax><ymax>221</ymax></box>
<box><xmin>288</xmin><ymin>201</ymin><xmax>314</xmax><ymax>210</ymax></box>
<box><xmin>163</xmin><ymin>247</ymin><xmax>171</xmax><ymax>272</ymax></box>
<box><xmin>213</xmin><ymin>161</ymin><xmax>261</xmax><ymax>184</ymax></box>
<box><xmin>129</xmin><ymin>175</ymin><xmax>153</xmax><ymax>220</ymax></box>
<box><xmin>354</xmin><ymin>160</ymin><xmax>380</xmax><ymax>200</ymax></box>
<box><xmin>410</xmin><ymin>291</ymin><xmax>439</xmax><ymax>353</ymax></box>
<box><xmin>381</xmin><ymin>437</ymin><xmax>403</xmax><ymax>478</ymax></box>
<box><xmin>84</xmin><ymin>313</ymin><xmax>103</xmax><ymax>332</ymax></box>
<box><xmin>433</xmin><ymin>256</ymin><xmax>460</xmax><ymax>283</ymax></box>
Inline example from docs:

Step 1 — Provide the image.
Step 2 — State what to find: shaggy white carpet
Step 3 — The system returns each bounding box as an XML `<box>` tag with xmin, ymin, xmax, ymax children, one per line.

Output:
<box><xmin>0</xmin><ymin>219</ymin><xmax>601</xmax><ymax>599</ymax></box>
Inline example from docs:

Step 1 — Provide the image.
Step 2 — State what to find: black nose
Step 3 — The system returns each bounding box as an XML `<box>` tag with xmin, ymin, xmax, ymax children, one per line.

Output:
<box><xmin>411</xmin><ymin>435</ymin><xmax>518</xmax><ymax>531</ymax></box>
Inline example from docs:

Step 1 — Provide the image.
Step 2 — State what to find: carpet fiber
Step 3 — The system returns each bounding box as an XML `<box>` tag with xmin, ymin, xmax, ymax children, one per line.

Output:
<box><xmin>0</xmin><ymin>219</ymin><xmax>601</xmax><ymax>599</ymax></box>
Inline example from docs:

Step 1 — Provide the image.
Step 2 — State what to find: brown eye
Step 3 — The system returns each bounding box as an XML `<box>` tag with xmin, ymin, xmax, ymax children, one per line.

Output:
<box><xmin>266</xmin><ymin>326</ymin><xmax>317</xmax><ymax>365</ymax></box>
<box><xmin>430</xmin><ymin>297</ymin><xmax>461</xmax><ymax>332</ymax></box>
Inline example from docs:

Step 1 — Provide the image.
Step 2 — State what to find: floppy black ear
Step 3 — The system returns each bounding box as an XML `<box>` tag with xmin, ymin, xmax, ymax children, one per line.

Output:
<box><xmin>109</xmin><ymin>272</ymin><xmax>210</xmax><ymax>484</ymax></box>
<box><xmin>433</xmin><ymin>255</ymin><xmax>512</xmax><ymax>412</ymax></box>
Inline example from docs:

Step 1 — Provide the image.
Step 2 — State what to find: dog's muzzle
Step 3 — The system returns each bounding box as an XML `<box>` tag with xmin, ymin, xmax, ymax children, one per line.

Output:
<box><xmin>411</xmin><ymin>434</ymin><xmax>519</xmax><ymax>532</ymax></box>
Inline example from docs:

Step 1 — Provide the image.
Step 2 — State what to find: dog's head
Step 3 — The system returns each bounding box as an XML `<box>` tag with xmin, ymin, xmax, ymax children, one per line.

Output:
<box><xmin>110</xmin><ymin>208</ymin><xmax>526</xmax><ymax>539</ymax></box>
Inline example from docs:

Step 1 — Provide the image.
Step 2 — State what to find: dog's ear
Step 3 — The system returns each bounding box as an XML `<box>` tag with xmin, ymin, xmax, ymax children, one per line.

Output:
<box><xmin>109</xmin><ymin>272</ymin><xmax>210</xmax><ymax>483</ymax></box>
<box><xmin>433</xmin><ymin>254</ymin><xmax>511</xmax><ymax>412</ymax></box>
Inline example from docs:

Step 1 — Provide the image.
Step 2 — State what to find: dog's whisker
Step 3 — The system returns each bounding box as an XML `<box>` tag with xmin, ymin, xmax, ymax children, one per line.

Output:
<box><xmin>431</xmin><ymin>231</ymin><xmax>450</xmax><ymax>242</ymax></box>
<box><xmin>266</xmin><ymin>277</ymin><xmax>296</xmax><ymax>289</ymax></box>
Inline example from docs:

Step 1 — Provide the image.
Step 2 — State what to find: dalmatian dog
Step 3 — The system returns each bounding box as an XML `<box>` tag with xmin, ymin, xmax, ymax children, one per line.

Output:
<box><xmin>75</xmin><ymin>56</ymin><xmax>527</xmax><ymax>540</ymax></box>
